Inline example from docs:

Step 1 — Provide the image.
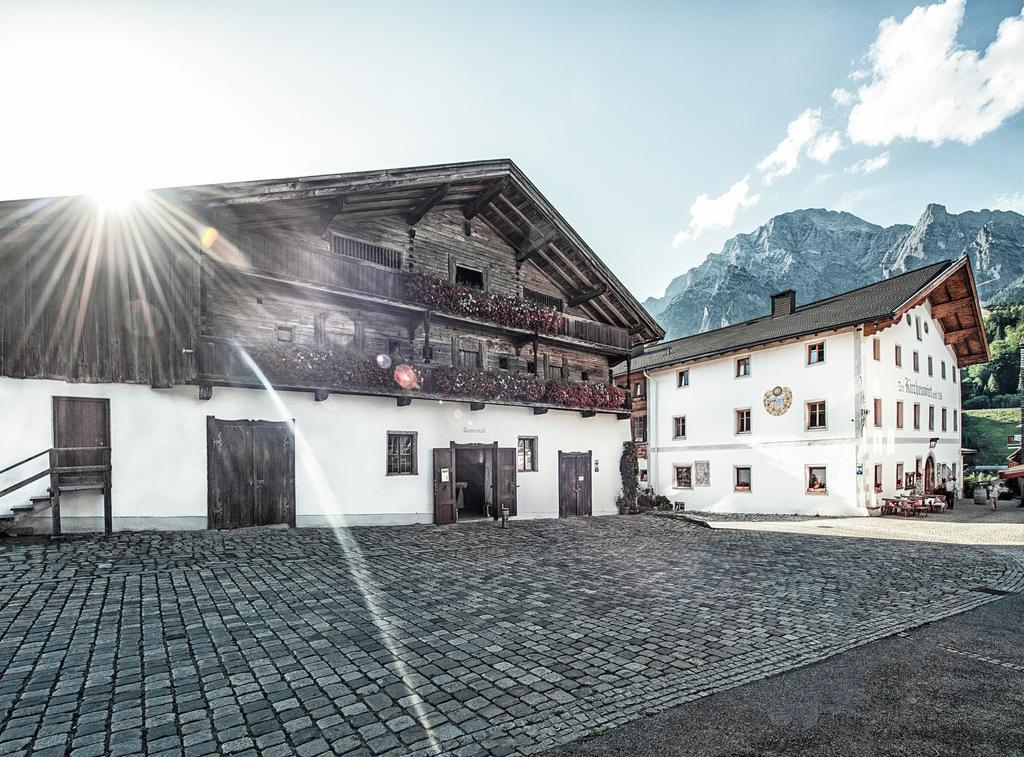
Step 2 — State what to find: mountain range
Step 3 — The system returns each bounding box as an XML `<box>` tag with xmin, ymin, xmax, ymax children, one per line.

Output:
<box><xmin>644</xmin><ymin>204</ymin><xmax>1024</xmax><ymax>340</ymax></box>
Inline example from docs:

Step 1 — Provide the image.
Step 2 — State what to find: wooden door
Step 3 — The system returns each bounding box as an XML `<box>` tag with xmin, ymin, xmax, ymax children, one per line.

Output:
<box><xmin>433</xmin><ymin>448</ymin><xmax>457</xmax><ymax>524</ymax></box>
<box><xmin>207</xmin><ymin>417</ymin><xmax>294</xmax><ymax>529</ymax></box>
<box><xmin>558</xmin><ymin>451</ymin><xmax>593</xmax><ymax>518</ymax></box>
<box><xmin>254</xmin><ymin>421</ymin><xmax>296</xmax><ymax>527</ymax></box>
<box><xmin>52</xmin><ymin>397</ymin><xmax>110</xmax><ymax>486</ymax></box>
<box><xmin>496</xmin><ymin>447</ymin><xmax>517</xmax><ymax>517</ymax></box>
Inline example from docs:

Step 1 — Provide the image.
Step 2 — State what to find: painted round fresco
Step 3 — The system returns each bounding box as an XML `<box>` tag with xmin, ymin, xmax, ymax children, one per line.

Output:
<box><xmin>763</xmin><ymin>385</ymin><xmax>793</xmax><ymax>416</ymax></box>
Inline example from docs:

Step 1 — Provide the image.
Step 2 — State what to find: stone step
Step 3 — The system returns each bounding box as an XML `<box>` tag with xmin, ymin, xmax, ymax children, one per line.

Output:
<box><xmin>11</xmin><ymin>505</ymin><xmax>36</xmax><ymax>513</ymax></box>
<box><xmin>30</xmin><ymin>495</ymin><xmax>52</xmax><ymax>503</ymax></box>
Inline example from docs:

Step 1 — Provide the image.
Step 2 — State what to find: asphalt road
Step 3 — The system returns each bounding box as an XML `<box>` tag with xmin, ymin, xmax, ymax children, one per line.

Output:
<box><xmin>549</xmin><ymin>591</ymin><xmax>1024</xmax><ymax>757</ymax></box>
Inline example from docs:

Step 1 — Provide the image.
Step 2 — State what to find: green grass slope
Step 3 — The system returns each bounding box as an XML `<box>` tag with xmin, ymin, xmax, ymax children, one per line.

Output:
<box><xmin>963</xmin><ymin>408</ymin><xmax>1019</xmax><ymax>467</ymax></box>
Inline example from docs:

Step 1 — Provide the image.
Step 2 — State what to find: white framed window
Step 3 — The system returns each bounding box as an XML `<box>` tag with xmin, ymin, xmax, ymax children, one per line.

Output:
<box><xmin>672</xmin><ymin>415</ymin><xmax>687</xmax><ymax>439</ymax></box>
<box><xmin>673</xmin><ymin>464</ymin><xmax>693</xmax><ymax>489</ymax></box>
<box><xmin>913</xmin><ymin>351</ymin><xmax>920</xmax><ymax>373</ymax></box>
<box><xmin>734</xmin><ymin>466</ymin><xmax>752</xmax><ymax>493</ymax></box>
<box><xmin>896</xmin><ymin>400</ymin><xmax>904</xmax><ymax>429</ymax></box>
<box><xmin>677</xmin><ymin>369</ymin><xmax>689</xmax><ymax>388</ymax></box>
<box><xmin>735</xmin><ymin>356</ymin><xmax>751</xmax><ymax>378</ymax></box>
<box><xmin>872</xmin><ymin>338</ymin><xmax>881</xmax><ymax>361</ymax></box>
<box><xmin>806</xmin><ymin>465</ymin><xmax>827</xmax><ymax>494</ymax></box>
<box><xmin>807</xmin><ymin>341</ymin><xmax>825</xmax><ymax>365</ymax></box>
<box><xmin>895</xmin><ymin>344</ymin><xmax>902</xmax><ymax>367</ymax></box>
<box><xmin>517</xmin><ymin>436</ymin><xmax>538</xmax><ymax>472</ymax></box>
<box><xmin>874</xmin><ymin>464</ymin><xmax>883</xmax><ymax>493</ymax></box>
<box><xmin>386</xmin><ymin>431</ymin><xmax>418</xmax><ymax>476</ymax></box>
<box><xmin>806</xmin><ymin>400</ymin><xmax>826</xmax><ymax>430</ymax></box>
<box><xmin>735</xmin><ymin>408</ymin><xmax>752</xmax><ymax>434</ymax></box>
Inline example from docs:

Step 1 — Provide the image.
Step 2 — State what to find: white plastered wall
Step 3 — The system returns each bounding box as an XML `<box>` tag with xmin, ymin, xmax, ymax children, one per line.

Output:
<box><xmin>0</xmin><ymin>377</ymin><xmax>627</xmax><ymax>531</ymax></box>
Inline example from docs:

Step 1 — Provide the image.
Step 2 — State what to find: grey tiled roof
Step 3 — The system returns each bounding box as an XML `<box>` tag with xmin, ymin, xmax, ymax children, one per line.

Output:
<box><xmin>626</xmin><ymin>260</ymin><xmax>954</xmax><ymax>374</ymax></box>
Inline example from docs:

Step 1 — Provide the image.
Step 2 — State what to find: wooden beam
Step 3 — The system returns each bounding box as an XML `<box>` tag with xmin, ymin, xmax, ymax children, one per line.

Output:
<box><xmin>397</xmin><ymin>396</ymin><xmax>412</xmax><ymax>407</ymax></box>
<box><xmin>628</xmin><ymin>323</ymin><xmax>645</xmax><ymax>335</ymax></box>
<box><xmin>463</xmin><ymin>180</ymin><xmax>506</xmax><ymax>220</ymax></box>
<box><xmin>582</xmin><ymin>410</ymin><xmax>597</xmax><ymax>418</ymax></box>
<box><xmin>516</xmin><ymin>233</ymin><xmax>556</xmax><ymax>265</ymax></box>
<box><xmin>532</xmin><ymin>407</ymin><xmax>548</xmax><ymax>415</ymax></box>
<box><xmin>199</xmin><ymin>385</ymin><xmax>213</xmax><ymax>401</ymax></box>
<box><xmin>406</xmin><ymin>184</ymin><xmax>450</xmax><ymax>226</ymax></box>
<box><xmin>930</xmin><ymin>298</ymin><xmax>972</xmax><ymax>320</ymax></box>
<box><xmin>314</xmin><ymin>389</ymin><xmax>329</xmax><ymax>402</ymax></box>
<box><xmin>944</xmin><ymin>327</ymin><xmax>976</xmax><ymax>343</ymax></box>
<box><xmin>313</xmin><ymin>198</ymin><xmax>346</xmax><ymax>236</ymax></box>
<box><xmin>568</xmin><ymin>283</ymin><xmax>608</xmax><ymax>308</ymax></box>
<box><xmin>470</xmin><ymin>401</ymin><xmax>485</xmax><ymax>411</ymax></box>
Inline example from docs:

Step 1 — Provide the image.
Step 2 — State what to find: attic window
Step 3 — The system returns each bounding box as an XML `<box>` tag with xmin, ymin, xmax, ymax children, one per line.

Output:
<box><xmin>331</xmin><ymin>234</ymin><xmax>402</xmax><ymax>269</ymax></box>
<box><xmin>455</xmin><ymin>265</ymin><xmax>484</xmax><ymax>289</ymax></box>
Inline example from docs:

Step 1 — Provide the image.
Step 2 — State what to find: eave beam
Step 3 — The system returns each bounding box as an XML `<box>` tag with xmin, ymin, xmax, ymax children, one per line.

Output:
<box><xmin>516</xmin><ymin>233</ymin><xmax>557</xmax><ymax>265</ymax></box>
<box><xmin>313</xmin><ymin>198</ymin><xmax>346</xmax><ymax>236</ymax></box>
<box><xmin>464</xmin><ymin>180</ymin><xmax>507</xmax><ymax>220</ymax></box>
<box><xmin>407</xmin><ymin>183</ymin><xmax>450</xmax><ymax>226</ymax></box>
<box><xmin>568</xmin><ymin>283</ymin><xmax>608</xmax><ymax>308</ymax></box>
<box><xmin>930</xmin><ymin>298</ymin><xmax>972</xmax><ymax>320</ymax></box>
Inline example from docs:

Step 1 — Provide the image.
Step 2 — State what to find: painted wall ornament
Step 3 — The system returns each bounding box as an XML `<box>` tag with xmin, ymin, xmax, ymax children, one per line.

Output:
<box><xmin>763</xmin><ymin>386</ymin><xmax>793</xmax><ymax>416</ymax></box>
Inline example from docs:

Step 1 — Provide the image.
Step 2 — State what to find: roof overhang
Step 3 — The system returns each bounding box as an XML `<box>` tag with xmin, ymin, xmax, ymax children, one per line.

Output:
<box><xmin>161</xmin><ymin>159</ymin><xmax>664</xmax><ymax>345</ymax></box>
<box><xmin>866</xmin><ymin>256</ymin><xmax>990</xmax><ymax>367</ymax></box>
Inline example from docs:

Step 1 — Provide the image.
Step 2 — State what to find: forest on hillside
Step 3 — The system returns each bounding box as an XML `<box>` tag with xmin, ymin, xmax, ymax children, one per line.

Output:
<box><xmin>960</xmin><ymin>305</ymin><xmax>1023</xmax><ymax>409</ymax></box>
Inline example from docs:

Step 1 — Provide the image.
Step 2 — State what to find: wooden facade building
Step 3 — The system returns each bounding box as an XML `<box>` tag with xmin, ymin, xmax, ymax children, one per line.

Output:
<box><xmin>0</xmin><ymin>160</ymin><xmax>663</xmax><ymax>532</ymax></box>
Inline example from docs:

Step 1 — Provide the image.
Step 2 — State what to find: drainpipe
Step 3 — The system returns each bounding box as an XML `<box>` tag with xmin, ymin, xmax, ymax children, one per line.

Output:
<box><xmin>853</xmin><ymin>327</ymin><xmax>869</xmax><ymax>511</ymax></box>
<box><xmin>644</xmin><ymin>370</ymin><xmax>657</xmax><ymax>492</ymax></box>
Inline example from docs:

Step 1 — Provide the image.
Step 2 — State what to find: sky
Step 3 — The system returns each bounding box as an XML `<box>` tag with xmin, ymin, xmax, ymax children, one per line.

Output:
<box><xmin>1</xmin><ymin>0</ymin><xmax>1022</xmax><ymax>299</ymax></box>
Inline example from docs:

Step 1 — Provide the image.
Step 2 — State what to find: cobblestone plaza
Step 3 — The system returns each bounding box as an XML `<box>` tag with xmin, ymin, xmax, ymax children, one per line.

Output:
<box><xmin>1</xmin><ymin>516</ymin><xmax>1022</xmax><ymax>756</ymax></box>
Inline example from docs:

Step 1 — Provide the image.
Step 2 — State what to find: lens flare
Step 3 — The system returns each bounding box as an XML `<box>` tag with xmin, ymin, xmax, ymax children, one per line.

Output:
<box><xmin>375</xmin><ymin>353</ymin><xmax>392</xmax><ymax>370</ymax></box>
<box><xmin>393</xmin><ymin>363</ymin><xmax>419</xmax><ymax>390</ymax></box>
<box><xmin>199</xmin><ymin>226</ymin><xmax>219</xmax><ymax>249</ymax></box>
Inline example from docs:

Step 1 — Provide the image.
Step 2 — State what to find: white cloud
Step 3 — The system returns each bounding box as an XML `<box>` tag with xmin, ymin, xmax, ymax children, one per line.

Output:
<box><xmin>847</xmin><ymin>151</ymin><xmax>891</xmax><ymax>175</ymax></box>
<box><xmin>994</xmin><ymin>192</ymin><xmax>1024</xmax><ymax>214</ymax></box>
<box><xmin>847</xmin><ymin>0</ymin><xmax>1024</xmax><ymax>146</ymax></box>
<box><xmin>757</xmin><ymin>109</ymin><xmax>825</xmax><ymax>184</ymax></box>
<box><xmin>808</xmin><ymin>130</ymin><xmax>843</xmax><ymax>163</ymax></box>
<box><xmin>672</xmin><ymin>176</ymin><xmax>760</xmax><ymax>246</ymax></box>
<box><xmin>831</xmin><ymin>87</ymin><xmax>853</xmax><ymax>107</ymax></box>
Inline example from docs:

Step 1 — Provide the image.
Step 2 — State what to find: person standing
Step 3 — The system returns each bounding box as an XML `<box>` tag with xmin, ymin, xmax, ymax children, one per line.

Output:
<box><xmin>945</xmin><ymin>476</ymin><xmax>956</xmax><ymax>510</ymax></box>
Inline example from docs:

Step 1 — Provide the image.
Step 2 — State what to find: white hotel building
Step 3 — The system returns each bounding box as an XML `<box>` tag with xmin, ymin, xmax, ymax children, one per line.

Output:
<box><xmin>622</xmin><ymin>258</ymin><xmax>989</xmax><ymax>515</ymax></box>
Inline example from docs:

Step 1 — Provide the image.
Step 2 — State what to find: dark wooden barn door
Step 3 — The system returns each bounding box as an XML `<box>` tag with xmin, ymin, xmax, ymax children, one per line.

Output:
<box><xmin>52</xmin><ymin>397</ymin><xmax>110</xmax><ymax>487</ymax></box>
<box><xmin>558</xmin><ymin>451</ymin><xmax>593</xmax><ymax>518</ymax></box>
<box><xmin>207</xmin><ymin>417</ymin><xmax>295</xmax><ymax>529</ymax></box>
<box><xmin>433</xmin><ymin>448</ymin><xmax>456</xmax><ymax>525</ymax></box>
<box><xmin>496</xmin><ymin>447</ymin><xmax>518</xmax><ymax>516</ymax></box>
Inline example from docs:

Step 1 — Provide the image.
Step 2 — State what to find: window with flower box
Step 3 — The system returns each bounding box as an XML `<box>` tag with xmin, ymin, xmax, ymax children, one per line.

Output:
<box><xmin>455</xmin><ymin>265</ymin><xmax>485</xmax><ymax>290</ymax></box>
<box><xmin>734</xmin><ymin>466</ymin><xmax>752</xmax><ymax>493</ymax></box>
<box><xmin>806</xmin><ymin>465</ymin><xmax>827</xmax><ymax>494</ymax></box>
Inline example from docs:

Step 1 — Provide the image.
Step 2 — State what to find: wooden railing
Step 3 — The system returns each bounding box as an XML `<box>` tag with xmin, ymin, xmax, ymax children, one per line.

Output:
<box><xmin>0</xmin><ymin>447</ymin><xmax>112</xmax><ymax>535</ymax></box>
<box><xmin>239</xmin><ymin>243</ymin><xmax>630</xmax><ymax>350</ymax></box>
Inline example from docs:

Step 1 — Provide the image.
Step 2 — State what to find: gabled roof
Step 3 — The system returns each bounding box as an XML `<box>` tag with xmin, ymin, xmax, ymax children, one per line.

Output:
<box><xmin>166</xmin><ymin>159</ymin><xmax>663</xmax><ymax>344</ymax></box>
<box><xmin>626</xmin><ymin>257</ymin><xmax>989</xmax><ymax>374</ymax></box>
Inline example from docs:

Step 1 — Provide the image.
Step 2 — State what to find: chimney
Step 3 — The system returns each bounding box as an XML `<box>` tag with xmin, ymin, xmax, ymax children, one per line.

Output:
<box><xmin>770</xmin><ymin>290</ymin><xmax>796</xmax><ymax>318</ymax></box>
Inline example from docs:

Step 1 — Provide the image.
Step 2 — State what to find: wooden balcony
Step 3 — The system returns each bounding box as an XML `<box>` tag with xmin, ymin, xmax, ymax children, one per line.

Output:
<box><xmin>233</xmin><ymin>246</ymin><xmax>630</xmax><ymax>352</ymax></box>
<box><xmin>193</xmin><ymin>337</ymin><xmax>630</xmax><ymax>416</ymax></box>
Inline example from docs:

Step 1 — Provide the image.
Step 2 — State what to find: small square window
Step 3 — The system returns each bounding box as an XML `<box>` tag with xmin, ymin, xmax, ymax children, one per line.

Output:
<box><xmin>895</xmin><ymin>344</ymin><xmax>902</xmax><ymax>367</ymax></box>
<box><xmin>807</xmin><ymin>466</ymin><xmax>827</xmax><ymax>494</ymax></box>
<box><xmin>517</xmin><ymin>437</ymin><xmax>538</xmax><ymax>472</ymax></box>
<box><xmin>806</xmin><ymin>400</ymin><xmax>826</xmax><ymax>430</ymax></box>
<box><xmin>634</xmin><ymin>381</ymin><xmax>645</xmax><ymax>397</ymax></box>
<box><xmin>677</xmin><ymin>369</ymin><xmax>689</xmax><ymax>388</ymax></box>
<box><xmin>581</xmin><ymin>371</ymin><xmax>589</xmax><ymax>382</ymax></box>
<box><xmin>673</xmin><ymin>464</ymin><xmax>693</xmax><ymax>489</ymax></box>
<box><xmin>872</xmin><ymin>338</ymin><xmax>881</xmax><ymax>361</ymax></box>
<box><xmin>673</xmin><ymin>416</ymin><xmax>687</xmax><ymax>439</ymax></box>
<box><xmin>734</xmin><ymin>466</ymin><xmax>752</xmax><ymax>493</ymax></box>
<box><xmin>735</xmin><ymin>408</ymin><xmax>751</xmax><ymax>434</ymax></box>
<box><xmin>387</xmin><ymin>339</ymin><xmax>402</xmax><ymax>356</ymax></box>
<box><xmin>386</xmin><ymin>432</ymin><xmax>418</xmax><ymax>476</ymax></box>
<box><xmin>735</xmin><ymin>357</ymin><xmax>751</xmax><ymax>378</ymax></box>
<box><xmin>498</xmin><ymin>356</ymin><xmax>510</xmax><ymax>370</ymax></box>
<box><xmin>807</xmin><ymin>342</ymin><xmax>825</xmax><ymax>365</ymax></box>
<box><xmin>455</xmin><ymin>265</ymin><xmax>484</xmax><ymax>289</ymax></box>
<box><xmin>277</xmin><ymin>325</ymin><xmax>294</xmax><ymax>342</ymax></box>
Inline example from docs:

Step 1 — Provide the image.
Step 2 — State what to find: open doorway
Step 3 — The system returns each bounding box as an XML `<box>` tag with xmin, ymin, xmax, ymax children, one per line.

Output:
<box><xmin>455</xmin><ymin>447</ymin><xmax>493</xmax><ymax>519</ymax></box>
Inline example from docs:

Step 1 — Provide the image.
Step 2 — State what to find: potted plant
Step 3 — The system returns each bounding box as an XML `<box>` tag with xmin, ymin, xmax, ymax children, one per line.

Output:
<box><xmin>618</xmin><ymin>441</ymin><xmax>639</xmax><ymax>514</ymax></box>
